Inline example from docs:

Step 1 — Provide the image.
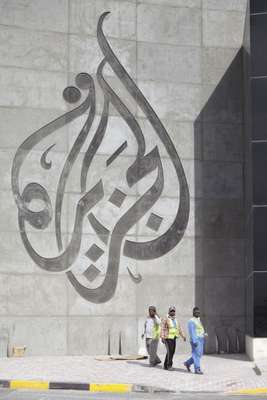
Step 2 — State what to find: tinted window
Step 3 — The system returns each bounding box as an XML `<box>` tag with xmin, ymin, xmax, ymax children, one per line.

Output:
<box><xmin>251</xmin><ymin>14</ymin><xmax>267</xmax><ymax>77</ymax></box>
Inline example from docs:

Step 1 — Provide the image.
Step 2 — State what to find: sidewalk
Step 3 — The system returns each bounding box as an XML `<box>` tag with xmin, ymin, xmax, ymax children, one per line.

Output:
<box><xmin>0</xmin><ymin>353</ymin><xmax>267</xmax><ymax>393</ymax></box>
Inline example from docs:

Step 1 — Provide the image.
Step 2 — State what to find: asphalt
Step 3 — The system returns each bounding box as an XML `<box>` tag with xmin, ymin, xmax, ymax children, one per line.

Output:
<box><xmin>0</xmin><ymin>353</ymin><xmax>267</xmax><ymax>394</ymax></box>
<box><xmin>0</xmin><ymin>390</ymin><xmax>264</xmax><ymax>400</ymax></box>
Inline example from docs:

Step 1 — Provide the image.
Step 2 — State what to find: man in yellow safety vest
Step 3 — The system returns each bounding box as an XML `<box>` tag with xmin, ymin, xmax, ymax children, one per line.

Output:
<box><xmin>161</xmin><ymin>306</ymin><xmax>186</xmax><ymax>370</ymax></box>
<box><xmin>141</xmin><ymin>306</ymin><xmax>161</xmax><ymax>366</ymax></box>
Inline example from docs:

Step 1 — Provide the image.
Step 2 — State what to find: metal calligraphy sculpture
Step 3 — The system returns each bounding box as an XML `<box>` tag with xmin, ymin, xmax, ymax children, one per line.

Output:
<box><xmin>11</xmin><ymin>13</ymin><xmax>190</xmax><ymax>303</ymax></box>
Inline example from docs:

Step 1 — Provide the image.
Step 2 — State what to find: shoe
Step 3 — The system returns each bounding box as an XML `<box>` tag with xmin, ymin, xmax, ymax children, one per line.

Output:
<box><xmin>195</xmin><ymin>369</ymin><xmax>204</xmax><ymax>375</ymax></box>
<box><xmin>163</xmin><ymin>366</ymin><xmax>169</xmax><ymax>370</ymax></box>
<box><xmin>155</xmin><ymin>359</ymin><xmax>162</xmax><ymax>364</ymax></box>
<box><xmin>184</xmin><ymin>362</ymin><xmax>191</xmax><ymax>372</ymax></box>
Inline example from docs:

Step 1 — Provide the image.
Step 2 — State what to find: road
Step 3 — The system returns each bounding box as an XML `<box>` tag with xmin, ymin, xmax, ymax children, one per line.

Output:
<box><xmin>0</xmin><ymin>390</ymin><xmax>264</xmax><ymax>400</ymax></box>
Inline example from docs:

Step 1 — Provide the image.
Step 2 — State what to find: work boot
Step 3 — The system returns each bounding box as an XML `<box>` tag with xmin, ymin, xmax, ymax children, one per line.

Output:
<box><xmin>195</xmin><ymin>369</ymin><xmax>204</xmax><ymax>375</ymax></box>
<box><xmin>183</xmin><ymin>361</ymin><xmax>191</xmax><ymax>372</ymax></box>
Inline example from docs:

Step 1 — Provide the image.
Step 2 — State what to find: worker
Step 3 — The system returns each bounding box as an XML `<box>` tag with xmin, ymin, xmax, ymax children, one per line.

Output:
<box><xmin>161</xmin><ymin>306</ymin><xmax>186</xmax><ymax>370</ymax></box>
<box><xmin>184</xmin><ymin>306</ymin><xmax>207</xmax><ymax>374</ymax></box>
<box><xmin>141</xmin><ymin>305</ymin><xmax>161</xmax><ymax>366</ymax></box>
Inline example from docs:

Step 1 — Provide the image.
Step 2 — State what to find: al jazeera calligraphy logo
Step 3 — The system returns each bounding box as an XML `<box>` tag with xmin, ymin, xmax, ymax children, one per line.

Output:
<box><xmin>11</xmin><ymin>13</ymin><xmax>190</xmax><ymax>304</ymax></box>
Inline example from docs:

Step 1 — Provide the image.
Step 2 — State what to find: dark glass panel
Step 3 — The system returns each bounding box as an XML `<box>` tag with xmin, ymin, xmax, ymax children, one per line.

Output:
<box><xmin>253</xmin><ymin>207</ymin><xmax>267</xmax><ymax>269</ymax></box>
<box><xmin>251</xmin><ymin>0</ymin><xmax>267</xmax><ymax>14</ymax></box>
<box><xmin>254</xmin><ymin>272</ymin><xmax>267</xmax><ymax>336</ymax></box>
<box><xmin>251</xmin><ymin>15</ymin><xmax>267</xmax><ymax>77</ymax></box>
<box><xmin>251</xmin><ymin>78</ymin><xmax>267</xmax><ymax>139</ymax></box>
<box><xmin>252</xmin><ymin>143</ymin><xmax>267</xmax><ymax>204</ymax></box>
<box><xmin>246</xmin><ymin>275</ymin><xmax>254</xmax><ymax>336</ymax></box>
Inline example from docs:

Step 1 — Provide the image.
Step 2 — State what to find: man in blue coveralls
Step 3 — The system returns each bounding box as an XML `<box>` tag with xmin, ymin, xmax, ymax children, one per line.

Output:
<box><xmin>183</xmin><ymin>307</ymin><xmax>206</xmax><ymax>374</ymax></box>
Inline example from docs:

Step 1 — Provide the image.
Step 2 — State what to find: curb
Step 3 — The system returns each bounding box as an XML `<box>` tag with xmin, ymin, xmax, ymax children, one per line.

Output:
<box><xmin>0</xmin><ymin>380</ymin><xmax>173</xmax><ymax>393</ymax></box>
<box><xmin>233</xmin><ymin>388</ymin><xmax>267</xmax><ymax>395</ymax></box>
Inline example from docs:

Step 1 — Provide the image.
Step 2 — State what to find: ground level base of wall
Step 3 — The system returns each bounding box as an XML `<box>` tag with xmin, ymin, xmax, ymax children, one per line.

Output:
<box><xmin>246</xmin><ymin>335</ymin><xmax>267</xmax><ymax>360</ymax></box>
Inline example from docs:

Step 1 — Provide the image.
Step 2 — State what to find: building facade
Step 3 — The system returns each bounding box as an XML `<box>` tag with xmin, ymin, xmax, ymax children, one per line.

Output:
<box><xmin>0</xmin><ymin>0</ymin><xmax>247</xmax><ymax>356</ymax></box>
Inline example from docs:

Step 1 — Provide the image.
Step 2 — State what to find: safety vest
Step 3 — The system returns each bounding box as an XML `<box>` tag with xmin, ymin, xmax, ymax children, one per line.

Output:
<box><xmin>167</xmin><ymin>318</ymin><xmax>179</xmax><ymax>339</ymax></box>
<box><xmin>191</xmin><ymin>317</ymin><xmax>204</xmax><ymax>337</ymax></box>
<box><xmin>152</xmin><ymin>322</ymin><xmax>161</xmax><ymax>339</ymax></box>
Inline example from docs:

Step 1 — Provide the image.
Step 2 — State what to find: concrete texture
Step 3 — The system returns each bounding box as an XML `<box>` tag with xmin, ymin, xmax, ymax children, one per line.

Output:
<box><xmin>246</xmin><ymin>336</ymin><xmax>267</xmax><ymax>361</ymax></box>
<box><xmin>0</xmin><ymin>0</ymin><xmax>247</xmax><ymax>356</ymax></box>
<box><xmin>0</xmin><ymin>354</ymin><xmax>265</xmax><ymax>394</ymax></box>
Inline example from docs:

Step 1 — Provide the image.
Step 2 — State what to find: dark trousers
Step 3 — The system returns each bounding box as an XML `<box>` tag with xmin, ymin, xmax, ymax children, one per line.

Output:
<box><xmin>164</xmin><ymin>338</ymin><xmax>176</xmax><ymax>369</ymax></box>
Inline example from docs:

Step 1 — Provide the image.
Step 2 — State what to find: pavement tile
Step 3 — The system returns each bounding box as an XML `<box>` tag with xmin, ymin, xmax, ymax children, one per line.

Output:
<box><xmin>0</xmin><ymin>354</ymin><xmax>265</xmax><ymax>393</ymax></box>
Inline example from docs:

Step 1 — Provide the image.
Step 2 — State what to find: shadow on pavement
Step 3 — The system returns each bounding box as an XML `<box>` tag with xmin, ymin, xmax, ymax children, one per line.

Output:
<box><xmin>126</xmin><ymin>361</ymin><xmax>189</xmax><ymax>374</ymax></box>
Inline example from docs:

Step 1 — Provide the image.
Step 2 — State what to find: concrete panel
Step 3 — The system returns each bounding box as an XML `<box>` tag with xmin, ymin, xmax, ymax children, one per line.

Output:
<box><xmin>202</xmin><ymin>47</ymin><xmax>240</xmax><ymax>85</ymax></box>
<box><xmin>183</xmin><ymin>159</ymin><xmax>203</xmax><ymax>199</ymax></box>
<box><xmin>67</xmin><ymin>117</ymin><xmax>200</xmax><ymax>163</ymax></box>
<box><xmin>68</xmin><ymin>114</ymin><xmax>139</xmax><ymax>157</ymax></box>
<box><xmin>0</xmin><ymin>26</ymin><xmax>67</xmax><ymax>72</ymax></box>
<box><xmin>0</xmin><ymin>0</ymin><xmax>68</xmax><ymax>33</ymax></box>
<box><xmin>0</xmin><ymin>232</ymin><xmax>69</xmax><ymax>274</ymax></box>
<box><xmin>203</xmin><ymin>0</ymin><xmax>247</xmax><ymax>12</ymax></box>
<box><xmin>0</xmin><ymin>275</ymin><xmax>8</xmax><ymax>315</ymax></box>
<box><xmin>203</xmin><ymin>123</ymin><xmax>243</xmax><ymax>162</ymax></box>
<box><xmin>203</xmin><ymin>239</ymin><xmax>245</xmax><ymax>277</ymax></box>
<box><xmin>136</xmin><ymin>157</ymin><xmax>180</xmax><ymax>199</ymax></box>
<box><xmin>0</xmin><ymin>231</ymin><xmax>36</xmax><ymax>274</ymax></box>
<box><xmin>83</xmin><ymin>72</ymin><xmax>137</xmax><ymax>118</ymax></box>
<box><xmin>0</xmin><ymin>230</ymin><xmax>67</xmax><ymax>274</ymax></box>
<box><xmin>7</xmin><ymin>275</ymin><xmax>67</xmax><ymax>316</ymax></box>
<box><xmin>68</xmin><ymin>231</ymin><xmax>138</xmax><ymax>276</ymax></box>
<box><xmin>0</xmin><ymin>149</ymin><xmax>67</xmax><ymax>191</ymax></box>
<box><xmin>0</xmin><ymin>190</ymin><xmax>68</xmax><ymax>234</ymax></box>
<box><xmin>203</xmin><ymin>9</ymin><xmax>245</xmax><ymax>48</ymax></box>
<box><xmin>137</xmin><ymin>81</ymin><xmax>202</xmax><ymax>122</ymax></box>
<box><xmin>246</xmin><ymin>336</ymin><xmax>267</xmax><ymax>361</ymax></box>
<box><xmin>66</xmin><ymin>153</ymin><xmax>136</xmax><ymax>195</ymax></box>
<box><xmin>68</xmin><ymin>275</ymin><xmax>136</xmax><ymax>316</ymax></box>
<box><xmin>138</xmin><ymin>0</ymin><xmax>201</xmax><ymax>7</ymax></box>
<box><xmin>0</xmin><ymin>107</ymin><xmax>68</xmax><ymax>152</ymax></box>
<box><xmin>137</xmin><ymin>4</ymin><xmax>201</xmax><ymax>46</ymax></box>
<box><xmin>195</xmin><ymin>238</ymin><xmax>204</xmax><ymax>277</ymax></box>
<box><xmin>203</xmin><ymin>161</ymin><xmax>243</xmax><ymax>199</ymax></box>
<box><xmin>202</xmin><ymin>48</ymin><xmax>243</xmax><ymax>123</ymax></box>
<box><xmin>1</xmin><ymin>317</ymin><xmax>67</xmax><ymax>356</ymax></box>
<box><xmin>136</xmin><ymin>237</ymin><xmax>199</xmax><ymax>277</ymax></box>
<box><xmin>0</xmin><ymin>150</ymin><xmax>68</xmax><ymax>192</ymax></box>
<box><xmin>186</xmin><ymin>199</ymin><xmax>202</xmax><ymax>237</ymax></box>
<box><xmin>195</xmin><ymin>276</ymin><xmax>205</xmax><ymax>311</ymax></box>
<box><xmin>202</xmin><ymin>85</ymin><xmax>243</xmax><ymax>124</ymax></box>
<box><xmin>205</xmin><ymin>316</ymin><xmax>245</xmax><ymax>354</ymax></box>
<box><xmin>204</xmin><ymin>277</ymin><xmax>245</xmax><ymax>317</ymax></box>
<box><xmin>68</xmin><ymin>316</ymin><xmax>137</xmax><ymax>355</ymax></box>
<box><xmin>136</xmin><ymin>198</ymin><xmax>201</xmax><ymax>237</ymax></box>
<box><xmin>136</xmin><ymin>276</ymin><xmax>194</xmax><ymax>317</ymax></box>
<box><xmin>67</xmin><ymin>195</ymin><xmax>137</xmax><ymax>236</ymax></box>
<box><xmin>0</xmin><ymin>190</ymin><xmax>22</xmax><ymax>233</ymax></box>
<box><xmin>0</xmin><ymin>67</ymin><xmax>67</xmax><ymax>110</ymax></box>
<box><xmin>69</xmin><ymin>35</ymin><xmax>136</xmax><ymax>78</ymax></box>
<box><xmin>202</xmin><ymin>199</ymin><xmax>244</xmax><ymax>239</ymax></box>
<box><xmin>137</xmin><ymin>119</ymin><xmax>202</xmax><ymax>160</ymax></box>
<box><xmin>70</xmin><ymin>0</ymin><xmax>136</xmax><ymax>40</ymax></box>
<box><xmin>137</xmin><ymin>43</ymin><xmax>201</xmax><ymax>84</ymax></box>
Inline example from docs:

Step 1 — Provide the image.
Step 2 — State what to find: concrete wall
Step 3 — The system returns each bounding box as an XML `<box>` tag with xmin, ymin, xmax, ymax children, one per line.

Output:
<box><xmin>0</xmin><ymin>0</ymin><xmax>247</xmax><ymax>356</ymax></box>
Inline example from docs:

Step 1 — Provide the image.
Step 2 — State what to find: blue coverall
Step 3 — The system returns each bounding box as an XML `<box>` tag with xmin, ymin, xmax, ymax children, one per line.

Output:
<box><xmin>185</xmin><ymin>319</ymin><xmax>204</xmax><ymax>372</ymax></box>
